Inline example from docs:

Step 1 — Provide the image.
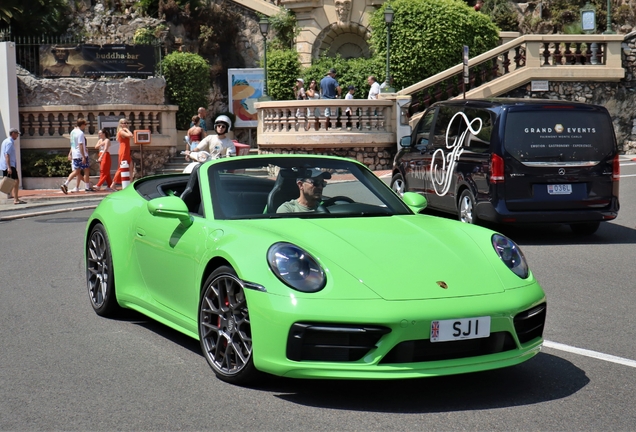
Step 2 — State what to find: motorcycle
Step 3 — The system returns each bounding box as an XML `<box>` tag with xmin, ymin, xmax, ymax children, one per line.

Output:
<box><xmin>181</xmin><ymin>145</ymin><xmax>236</xmax><ymax>173</ymax></box>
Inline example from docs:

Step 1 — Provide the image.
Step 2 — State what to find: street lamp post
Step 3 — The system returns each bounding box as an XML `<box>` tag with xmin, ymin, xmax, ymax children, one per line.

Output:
<box><xmin>603</xmin><ymin>0</ymin><xmax>615</xmax><ymax>34</ymax></box>
<box><xmin>383</xmin><ymin>5</ymin><xmax>395</xmax><ymax>93</ymax></box>
<box><xmin>259</xmin><ymin>17</ymin><xmax>271</xmax><ymax>101</ymax></box>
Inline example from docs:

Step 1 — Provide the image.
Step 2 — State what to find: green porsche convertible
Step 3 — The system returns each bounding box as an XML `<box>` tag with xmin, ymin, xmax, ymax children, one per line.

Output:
<box><xmin>85</xmin><ymin>154</ymin><xmax>546</xmax><ymax>385</ymax></box>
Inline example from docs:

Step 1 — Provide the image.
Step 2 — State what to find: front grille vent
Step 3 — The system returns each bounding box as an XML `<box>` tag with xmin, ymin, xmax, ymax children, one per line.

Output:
<box><xmin>287</xmin><ymin>323</ymin><xmax>391</xmax><ymax>362</ymax></box>
<box><xmin>514</xmin><ymin>303</ymin><xmax>547</xmax><ymax>344</ymax></box>
<box><xmin>379</xmin><ymin>331</ymin><xmax>516</xmax><ymax>364</ymax></box>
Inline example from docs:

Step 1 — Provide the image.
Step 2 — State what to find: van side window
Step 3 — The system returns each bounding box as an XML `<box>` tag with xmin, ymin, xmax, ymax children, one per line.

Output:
<box><xmin>463</xmin><ymin>108</ymin><xmax>494</xmax><ymax>153</ymax></box>
<box><xmin>414</xmin><ymin>109</ymin><xmax>436</xmax><ymax>147</ymax></box>
<box><xmin>432</xmin><ymin>106</ymin><xmax>464</xmax><ymax>148</ymax></box>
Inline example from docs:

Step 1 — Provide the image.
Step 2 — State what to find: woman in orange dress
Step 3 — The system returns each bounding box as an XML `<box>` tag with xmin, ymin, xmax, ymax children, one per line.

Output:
<box><xmin>110</xmin><ymin>118</ymin><xmax>133</xmax><ymax>190</ymax></box>
<box><xmin>94</xmin><ymin>129</ymin><xmax>113</xmax><ymax>191</ymax></box>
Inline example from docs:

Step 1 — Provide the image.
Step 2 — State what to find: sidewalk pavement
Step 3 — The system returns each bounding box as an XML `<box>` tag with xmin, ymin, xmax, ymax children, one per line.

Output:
<box><xmin>0</xmin><ymin>170</ymin><xmax>394</xmax><ymax>220</ymax></box>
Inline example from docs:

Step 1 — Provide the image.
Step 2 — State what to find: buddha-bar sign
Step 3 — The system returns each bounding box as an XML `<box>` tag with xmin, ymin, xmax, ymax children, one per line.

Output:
<box><xmin>40</xmin><ymin>44</ymin><xmax>156</xmax><ymax>78</ymax></box>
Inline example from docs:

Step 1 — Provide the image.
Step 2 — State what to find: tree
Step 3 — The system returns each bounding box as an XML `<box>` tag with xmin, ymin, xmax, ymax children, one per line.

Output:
<box><xmin>368</xmin><ymin>0</ymin><xmax>500</xmax><ymax>90</ymax></box>
<box><xmin>1</xmin><ymin>0</ymin><xmax>72</xmax><ymax>36</ymax></box>
<box><xmin>161</xmin><ymin>52</ymin><xmax>211</xmax><ymax>129</ymax></box>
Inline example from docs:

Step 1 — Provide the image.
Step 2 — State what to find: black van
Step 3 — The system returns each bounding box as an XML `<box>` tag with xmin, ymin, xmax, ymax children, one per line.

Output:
<box><xmin>391</xmin><ymin>99</ymin><xmax>620</xmax><ymax>234</ymax></box>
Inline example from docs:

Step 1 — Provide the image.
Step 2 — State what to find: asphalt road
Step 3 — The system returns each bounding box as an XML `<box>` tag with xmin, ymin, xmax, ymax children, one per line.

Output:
<box><xmin>0</xmin><ymin>159</ymin><xmax>635</xmax><ymax>431</ymax></box>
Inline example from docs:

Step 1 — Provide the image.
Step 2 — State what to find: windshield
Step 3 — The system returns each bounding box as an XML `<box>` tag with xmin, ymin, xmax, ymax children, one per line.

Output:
<box><xmin>504</xmin><ymin>109</ymin><xmax>615</xmax><ymax>163</ymax></box>
<box><xmin>207</xmin><ymin>156</ymin><xmax>412</xmax><ymax>219</ymax></box>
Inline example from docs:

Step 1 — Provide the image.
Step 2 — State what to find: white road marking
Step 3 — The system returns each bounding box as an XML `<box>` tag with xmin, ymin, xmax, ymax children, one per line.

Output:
<box><xmin>544</xmin><ymin>340</ymin><xmax>636</xmax><ymax>368</ymax></box>
<box><xmin>620</xmin><ymin>174</ymin><xmax>636</xmax><ymax>178</ymax></box>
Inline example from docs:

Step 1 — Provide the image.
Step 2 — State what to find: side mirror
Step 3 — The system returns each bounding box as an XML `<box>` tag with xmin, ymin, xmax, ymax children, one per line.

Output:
<box><xmin>399</xmin><ymin>136</ymin><xmax>412</xmax><ymax>148</ymax></box>
<box><xmin>147</xmin><ymin>196</ymin><xmax>193</xmax><ymax>227</ymax></box>
<box><xmin>402</xmin><ymin>192</ymin><xmax>427</xmax><ymax>213</ymax></box>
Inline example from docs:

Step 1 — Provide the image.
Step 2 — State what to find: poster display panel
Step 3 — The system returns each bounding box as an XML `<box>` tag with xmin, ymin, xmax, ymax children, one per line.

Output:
<box><xmin>228</xmin><ymin>68</ymin><xmax>264</xmax><ymax>128</ymax></box>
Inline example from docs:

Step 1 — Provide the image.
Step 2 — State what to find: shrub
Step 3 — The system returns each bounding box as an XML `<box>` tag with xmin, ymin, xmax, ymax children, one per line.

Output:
<box><xmin>21</xmin><ymin>151</ymin><xmax>72</xmax><ymax>177</ymax></box>
<box><xmin>368</xmin><ymin>0</ymin><xmax>499</xmax><ymax>90</ymax></box>
<box><xmin>301</xmin><ymin>55</ymin><xmax>384</xmax><ymax>98</ymax></box>
<box><xmin>161</xmin><ymin>51</ymin><xmax>211</xmax><ymax>129</ymax></box>
<box><xmin>268</xmin><ymin>7</ymin><xmax>299</xmax><ymax>50</ymax></box>
<box><xmin>266</xmin><ymin>48</ymin><xmax>301</xmax><ymax>101</ymax></box>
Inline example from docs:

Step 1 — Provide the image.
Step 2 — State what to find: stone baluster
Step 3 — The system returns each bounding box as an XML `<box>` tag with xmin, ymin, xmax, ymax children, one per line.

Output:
<box><xmin>574</xmin><ymin>43</ymin><xmax>583</xmax><ymax>65</ymax></box>
<box><xmin>46</xmin><ymin>113</ymin><xmax>54</xmax><ymax>136</ymax></box>
<box><xmin>564</xmin><ymin>43</ymin><xmax>574</xmax><ymax>65</ymax></box>
<box><xmin>542</xmin><ymin>43</ymin><xmax>551</xmax><ymax>66</ymax></box>
<box><xmin>553</xmin><ymin>43</ymin><xmax>563</xmax><ymax>65</ymax></box>
<box><xmin>502</xmin><ymin>51</ymin><xmax>511</xmax><ymax>74</ymax></box>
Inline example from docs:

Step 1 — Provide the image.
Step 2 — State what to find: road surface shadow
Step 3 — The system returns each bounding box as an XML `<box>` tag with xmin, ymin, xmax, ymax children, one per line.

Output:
<box><xmin>265</xmin><ymin>353</ymin><xmax>588</xmax><ymax>413</ymax></box>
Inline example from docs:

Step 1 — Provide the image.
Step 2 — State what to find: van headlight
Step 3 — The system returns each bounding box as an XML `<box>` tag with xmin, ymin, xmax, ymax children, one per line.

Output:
<box><xmin>492</xmin><ymin>234</ymin><xmax>529</xmax><ymax>279</ymax></box>
<box><xmin>267</xmin><ymin>243</ymin><xmax>326</xmax><ymax>292</ymax></box>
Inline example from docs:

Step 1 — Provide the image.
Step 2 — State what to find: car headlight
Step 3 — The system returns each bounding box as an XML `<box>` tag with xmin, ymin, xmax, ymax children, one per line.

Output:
<box><xmin>267</xmin><ymin>243</ymin><xmax>326</xmax><ymax>292</ymax></box>
<box><xmin>491</xmin><ymin>234</ymin><xmax>529</xmax><ymax>279</ymax></box>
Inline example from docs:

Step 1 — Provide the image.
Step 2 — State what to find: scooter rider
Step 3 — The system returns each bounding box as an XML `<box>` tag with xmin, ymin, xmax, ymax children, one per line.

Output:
<box><xmin>185</xmin><ymin>115</ymin><xmax>235</xmax><ymax>160</ymax></box>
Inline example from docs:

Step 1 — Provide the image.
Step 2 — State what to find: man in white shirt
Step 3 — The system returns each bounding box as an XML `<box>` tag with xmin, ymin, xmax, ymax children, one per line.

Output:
<box><xmin>188</xmin><ymin>115</ymin><xmax>236</xmax><ymax>159</ymax></box>
<box><xmin>61</xmin><ymin>119</ymin><xmax>94</xmax><ymax>193</ymax></box>
<box><xmin>367</xmin><ymin>76</ymin><xmax>380</xmax><ymax>100</ymax></box>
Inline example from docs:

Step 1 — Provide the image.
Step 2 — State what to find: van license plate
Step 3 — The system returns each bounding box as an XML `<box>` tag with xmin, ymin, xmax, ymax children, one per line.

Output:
<box><xmin>430</xmin><ymin>316</ymin><xmax>491</xmax><ymax>342</ymax></box>
<box><xmin>548</xmin><ymin>184</ymin><xmax>572</xmax><ymax>195</ymax></box>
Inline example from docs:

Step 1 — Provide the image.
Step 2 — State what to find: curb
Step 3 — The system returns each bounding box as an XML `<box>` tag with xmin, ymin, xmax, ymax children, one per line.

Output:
<box><xmin>0</xmin><ymin>204</ymin><xmax>99</xmax><ymax>221</ymax></box>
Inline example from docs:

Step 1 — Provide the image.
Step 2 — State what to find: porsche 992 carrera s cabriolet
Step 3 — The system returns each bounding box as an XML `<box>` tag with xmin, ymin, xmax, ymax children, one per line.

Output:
<box><xmin>85</xmin><ymin>154</ymin><xmax>546</xmax><ymax>385</ymax></box>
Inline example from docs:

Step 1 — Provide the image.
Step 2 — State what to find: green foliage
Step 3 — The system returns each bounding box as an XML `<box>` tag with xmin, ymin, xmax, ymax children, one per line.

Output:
<box><xmin>1</xmin><ymin>0</ymin><xmax>72</xmax><ymax>36</ymax></box>
<box><xmin>266</xmin><ymin>48</ymin><xmax>301</xmax><ymax>101</ymax></box>
<box><xmin>368</xmin><ymin>0</ymin><xmax>499</xmax><ymax>90</ymax></box>
<box><xmin>481</xmin><ymin>0</ymin><xmax>519</xmax><ymax>31</ymax></box>
<box><xmin>21</xmin><ymin>151</ymin><xmax>71</xmax><ymax>177</ymax></box>
<box><xmin>268</xmin><ymin>7</ymin><xmax>299</xmax><ymax>50</ymax></box>
<box><xmin>302</xmin><ymin>55</ymin><xmax>384</xmax><ymax>98</ymax></box>
<box><xmin>133</xmin><ymin>26</ymin><xmax>166</xmax><ymax>45</ymax></box>
<box><xmin>161</xmin><ymin>51</ymin><xmax>211</xmax><ymax>129</ymax></box>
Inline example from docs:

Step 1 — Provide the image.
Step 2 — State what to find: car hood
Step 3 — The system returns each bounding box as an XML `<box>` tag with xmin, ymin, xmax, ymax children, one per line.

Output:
<box><xmin>243</xmin><ymin>215</ymin><xmax>511</xmax><ymax>301</ymax></box>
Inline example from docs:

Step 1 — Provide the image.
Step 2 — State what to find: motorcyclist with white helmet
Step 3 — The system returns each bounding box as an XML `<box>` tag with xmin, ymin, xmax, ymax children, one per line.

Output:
<box><xmin>186</xmin><ymin>115</ymin><xmax>236</xmax><ymax>160</ymax></box>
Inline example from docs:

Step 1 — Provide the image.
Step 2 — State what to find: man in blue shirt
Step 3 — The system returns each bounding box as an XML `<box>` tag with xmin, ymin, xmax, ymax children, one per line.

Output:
<box><xmin>320</xmin><ymin>69</ymin><xmax>342</xmax><ymax>123</ymax></box>
<box><xmin>1</xmin><ymin>128</ymin><xmax>24</xmax><ymax>204</ymax></box>
<box><xmin>190</xmin><ymin>107</ymin><xmax>208</xmax><ymax>131</ymax></box>
<box><xmin>320</xmin><ymin>68</ymin><xmax>341</xmax><ymax>99</ymax></box>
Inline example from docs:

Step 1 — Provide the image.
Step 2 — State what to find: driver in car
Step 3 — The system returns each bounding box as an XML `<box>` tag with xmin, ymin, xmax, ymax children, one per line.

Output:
<box><xmin>277</xmin><ymin>171</ymin><xmax>331</xmax><ymax>213</ymax></box>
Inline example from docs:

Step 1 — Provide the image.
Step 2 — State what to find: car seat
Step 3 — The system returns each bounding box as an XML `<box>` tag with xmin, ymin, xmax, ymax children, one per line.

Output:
<box><xmin>180</xmin><ymin>164</ymin><xmax>203</xmax><ymax>215</ymax></box>
<box><xmin>266</xmin><ymin>168</ymin><xmax>301</xmax><ymax>213</ymax></box>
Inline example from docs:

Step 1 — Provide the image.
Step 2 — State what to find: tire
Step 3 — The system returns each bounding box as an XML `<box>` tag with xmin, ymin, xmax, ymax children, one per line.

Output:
<box><xmin>391</xmin><ymin>173</ymin><xmax>405</xmax><ymax>197</ymax></box>
<box><xmin>199</xmin><ymin>266</ymin><xmax>260</xmax><ymax>385</ymax></box>
<box><xmin>458</xmin><ymin>189</ymin><xmax>479</xmax><ymax>224</ymax></box>
<box><xmin>569</xmin><ymin>222</ymin><xmax>600</xmax><ymax>235</ymax></box>
<box><xmin>86</xmin><ymin>223</ymin><xmax>122</xmax><ymax>317</ymax></box>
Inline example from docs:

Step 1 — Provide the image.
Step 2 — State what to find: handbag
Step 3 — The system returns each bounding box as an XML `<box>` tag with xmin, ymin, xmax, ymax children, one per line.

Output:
<box><xmin>0</xmin><ymin>175</ymin><xmax>16</xmax><ymax>194</ymax></box>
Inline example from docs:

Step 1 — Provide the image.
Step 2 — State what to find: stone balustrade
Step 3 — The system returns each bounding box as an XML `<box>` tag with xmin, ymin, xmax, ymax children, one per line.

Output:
<box><xmin>256</xmin><ymin>99</ymin><xmax>399</xmax><ymax>169</ymax></box>
<box><xmin>18</xmin><ymin>104</ymin><xmax>178</xmax><ymax>149</ymax></box>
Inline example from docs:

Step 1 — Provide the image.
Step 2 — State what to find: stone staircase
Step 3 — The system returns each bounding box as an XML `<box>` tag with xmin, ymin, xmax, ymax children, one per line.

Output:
<box><xmin>156</xmin><ymin>154</ymin><xmax>190</xmax><ymax>174</ymax></box>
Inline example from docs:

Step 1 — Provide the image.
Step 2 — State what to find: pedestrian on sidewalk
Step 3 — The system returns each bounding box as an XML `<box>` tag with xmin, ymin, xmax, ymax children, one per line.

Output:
<box><xmin>61</xmin><ymin>119</ymin><xmax>94</xmax><ymax>194</ymax></box>
<box><xmin>95</xmin><ymin>129</ymin><xmax>113</xmax><ymax>191</ymax></box>
<box><xmin>110</xmin><ymin>118</ymin><xmax>133</xmax><ymax>190</ymax></box>
<box><xmin>1</xmin><ymin>127</ymin><xmax>25</xmax><ymax>204</ymax></box>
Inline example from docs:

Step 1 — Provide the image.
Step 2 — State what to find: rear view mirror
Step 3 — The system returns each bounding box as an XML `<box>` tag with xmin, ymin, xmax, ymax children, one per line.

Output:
<box><xmin>402</xmin><ymin>192</ymin><xmax>427</xmax><ymax>213</ymax></box>
<box><xmin>399</xmin><ymin>136</ymin><xmax>412</xmax><ymax>148</ymax></box>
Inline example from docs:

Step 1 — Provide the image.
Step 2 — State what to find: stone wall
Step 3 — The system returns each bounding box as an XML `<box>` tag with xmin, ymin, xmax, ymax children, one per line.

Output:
<box><xmin>17</xmin><ymin>66</ymin><xmax>166</xmax><ymax>107</ymax></box>
<box><xmin>502</xmin><ymin>33</ymin><xmax>636</xmax><ymax>154</ymax></box>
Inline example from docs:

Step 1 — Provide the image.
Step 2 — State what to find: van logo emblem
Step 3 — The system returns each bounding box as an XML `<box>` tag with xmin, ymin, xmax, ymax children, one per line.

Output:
<box><xmin>436</xmin><ymin>281</ymin><xmax>448</xmax><ymax>289</ymax></box>
<box><xmin>558</xmin><ymin>168</ymin><xmax>565</xmax><ymax>175</ymax></box>
<box><xmin>430</xmin><ymin>112</ymin><xmax>483</xmax><ymax>196</ymax></box>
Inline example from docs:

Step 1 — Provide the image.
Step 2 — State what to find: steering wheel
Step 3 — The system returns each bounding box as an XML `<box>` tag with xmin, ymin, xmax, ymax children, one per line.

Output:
<box><xmin>321</xmin><ymin>196</ymin><xmax>354</xmax><ymax>207</ymax></box>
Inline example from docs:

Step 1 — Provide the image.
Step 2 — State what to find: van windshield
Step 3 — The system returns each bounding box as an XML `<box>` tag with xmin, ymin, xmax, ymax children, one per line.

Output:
<box><xmin>504</xmin><ymin>110</ymin><xmax>615</xmax><ymax>163</ymax></box>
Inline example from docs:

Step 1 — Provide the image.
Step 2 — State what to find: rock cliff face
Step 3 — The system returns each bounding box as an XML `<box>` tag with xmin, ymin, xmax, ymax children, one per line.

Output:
<box><xmin>17</xmin><ymin>67</ymin><xmax>166</xmax><ymax>106</ymax></box>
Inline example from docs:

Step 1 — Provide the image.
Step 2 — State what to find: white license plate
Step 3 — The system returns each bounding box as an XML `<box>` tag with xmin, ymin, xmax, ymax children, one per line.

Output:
<box><xmin>547</xmin><ymin>184</ymin><xmax>572</xmax><ymax>195</ymax></box>
<box><xmin>430</xmin><ymin>316</ymin><xmax>491</xmax><ymax>342</ymax></box>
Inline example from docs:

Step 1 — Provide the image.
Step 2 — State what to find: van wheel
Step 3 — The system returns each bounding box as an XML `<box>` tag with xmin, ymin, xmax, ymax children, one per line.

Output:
<box><xmin>569</xmin><ymin>222</ymin><xmax>600</xmax><ymax>235</ymax></box>
<box><xmin>458</xmin><ymin>190</ymin><xmax>479</xmax><ymax>224</ymax></box>
<box><xmin>391</xmin><ymin>173</ymin><xmax>406</xmax><ymax>197</ymax></box>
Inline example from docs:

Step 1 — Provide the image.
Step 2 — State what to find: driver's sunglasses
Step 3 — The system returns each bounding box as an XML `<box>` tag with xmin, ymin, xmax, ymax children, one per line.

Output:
<box><xmin>215</xmin><ymin>123</ymin><xmax>227</xmax><ymax>129</ymax></box>
<box><xmin>303</xmin><ymin>178</ymin><xmax>327</xmax><ymax>187</ymax></box>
